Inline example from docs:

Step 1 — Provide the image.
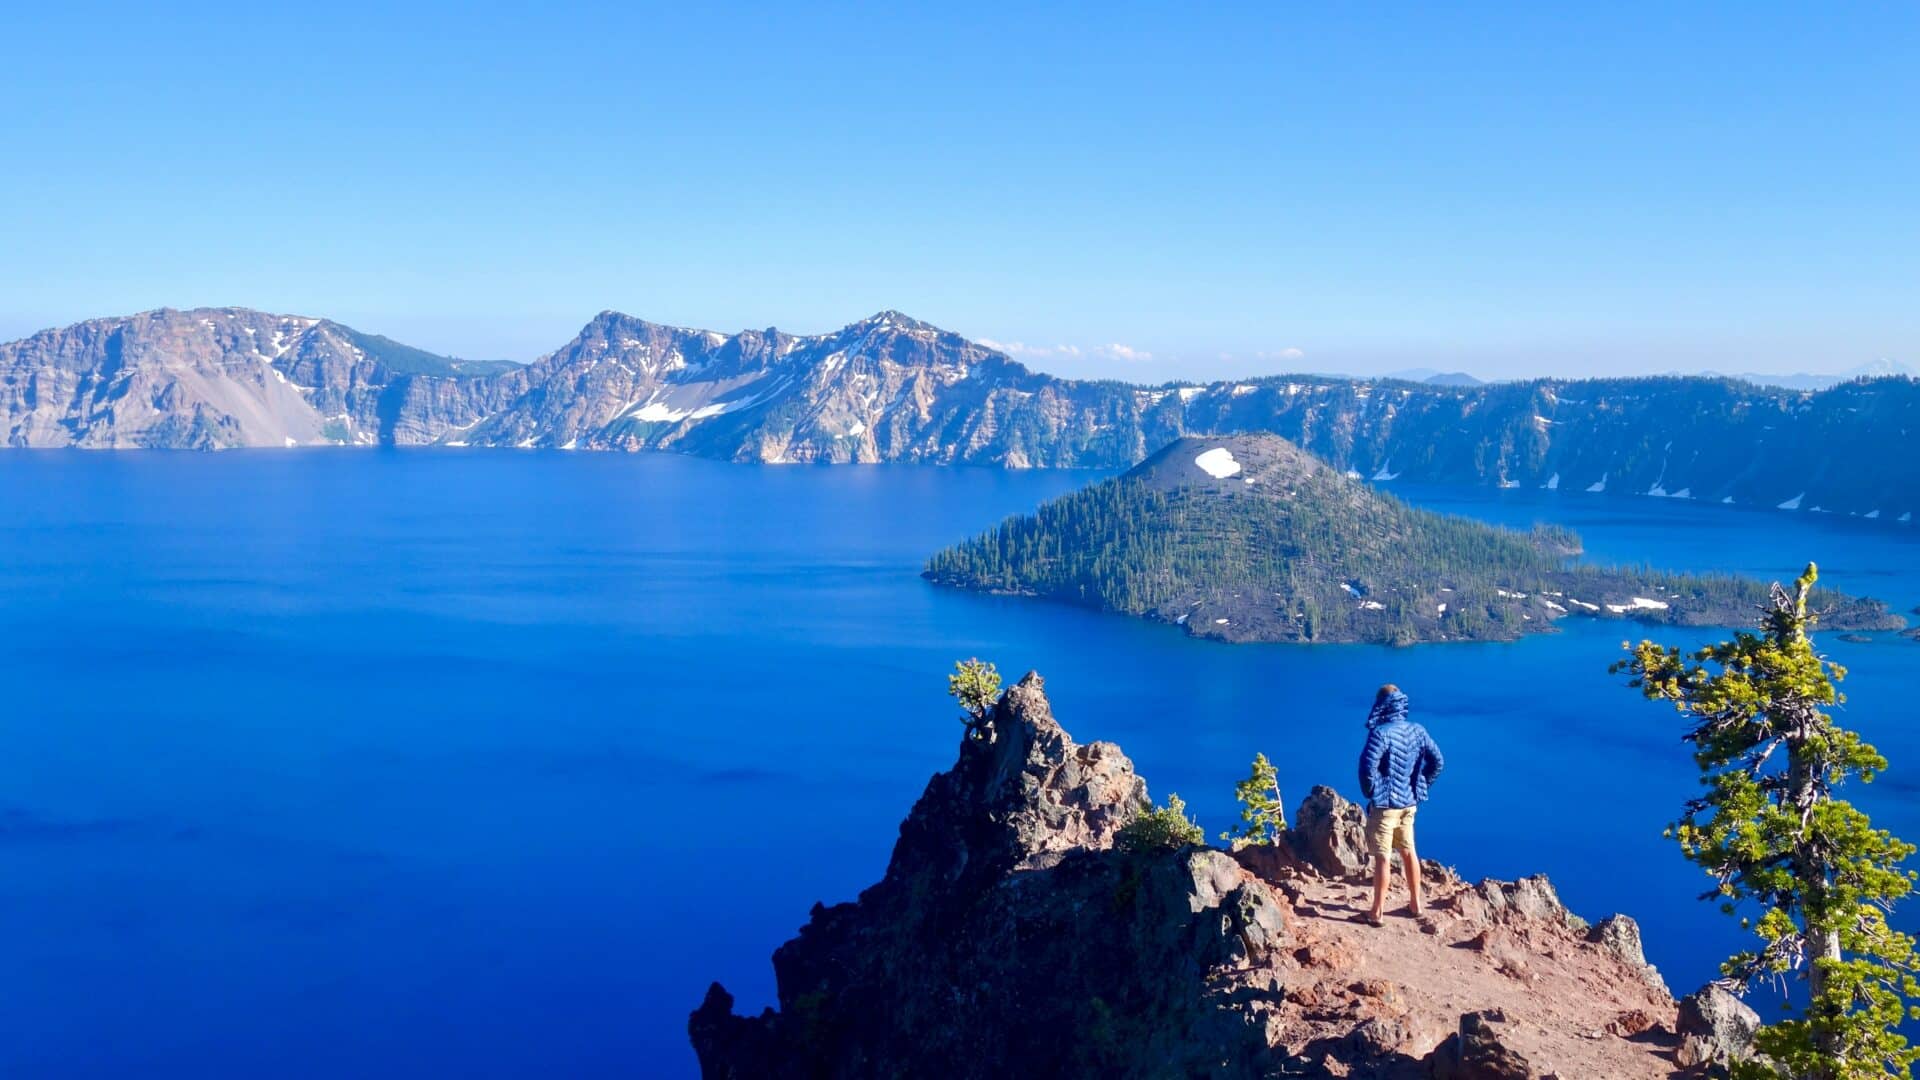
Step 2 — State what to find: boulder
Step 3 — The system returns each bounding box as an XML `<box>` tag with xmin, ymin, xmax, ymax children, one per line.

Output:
<box><xmin>1606</xmin><ymin>1009</ymin><xmax>1658</xmax><ymax>1037</ymax></box>
<box><xmin>1345</xmin><ymin>1014</ymin><xmax>1415</xmax><ymax>1058</ymax></box>
<box><xmin>1587</xmin><ymin>914</ymin><xmax>1669</xmax><ymax>995</ymax></box>
<box><xmin>1473</xmin><ymin>875</ymin><xmax>1579</xmax><ymax>928</ymax></box>
<box><xmin>1430</xmin><ymin>1009</ymin><xmax>1543</xmax><ymax>1079</ymax></box>
<box><xmin>1676</xmin><ymin>983</ymin><xmax>1760</xmax><ymax>1067</ymax></box>
<box><xmin>1288</xmin><ymin>785</ymin><xmax>1369</xmax><ymax>879</ymax></box>
<box><xmin>1228</xmin><ymin>838</ymin><xmax>1308</xmax><ymax>883</ymax></box>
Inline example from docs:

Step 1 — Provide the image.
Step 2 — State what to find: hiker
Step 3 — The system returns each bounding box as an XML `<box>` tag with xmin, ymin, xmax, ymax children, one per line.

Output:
<box><xmin>1354</xmin><ymin>684</ymin><xmax>1444</xmax><ymax>926</ymax></box>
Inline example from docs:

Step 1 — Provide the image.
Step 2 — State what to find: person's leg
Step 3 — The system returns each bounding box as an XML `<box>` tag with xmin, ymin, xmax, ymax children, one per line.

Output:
<box><xmin>1365</xmin><ymin>808</ymin><xmax>1390</xmax><ymax>923</ymax></box>
<box><xmin>1396</xmin><ymin>808</ymin><xmax>1421</xmax><ymax>915</ymax></box>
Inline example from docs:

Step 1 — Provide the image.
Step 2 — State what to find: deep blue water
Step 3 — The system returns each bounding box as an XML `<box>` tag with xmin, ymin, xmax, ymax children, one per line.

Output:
<box><xmin>1</xmin><ymin>452</ymin><xmax>1916</xmax><ymax>1077</ymax></box>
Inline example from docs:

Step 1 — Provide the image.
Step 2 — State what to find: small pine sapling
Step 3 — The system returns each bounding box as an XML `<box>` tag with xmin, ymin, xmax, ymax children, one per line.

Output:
<box><xmin>947</xmin><ymin>658</ymin><xmax>1003</xmax><ymax>740</ymax></box>
<box><xmin>1221</xmin><ymin>752</ymin><xmax>1286</xmax><ymax>845</ymax></box>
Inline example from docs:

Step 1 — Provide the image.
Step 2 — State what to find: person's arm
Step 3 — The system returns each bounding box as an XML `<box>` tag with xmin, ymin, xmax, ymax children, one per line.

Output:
<box><xmin>1422</xmin><ymin>729</ymin><xmax>1445</xmax><ymax>784</ymax></box>
<box><xmin>1358</xmin><ymin>728</ymin><xmax>1385</xmax><ymax>802</ymax></box>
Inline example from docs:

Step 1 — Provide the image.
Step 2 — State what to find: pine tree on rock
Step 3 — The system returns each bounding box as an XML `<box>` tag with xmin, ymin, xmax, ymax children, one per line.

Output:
<box><xmin>1617</xmin><ymin>563</ymin><xmax>1920</xmax><ymax>1080</ymax></box>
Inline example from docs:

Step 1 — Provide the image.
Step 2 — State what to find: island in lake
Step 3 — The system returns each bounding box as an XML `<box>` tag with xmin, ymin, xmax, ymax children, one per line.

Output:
<box><xmin>923</xmin><ymin>434</ymin><xmax>1904</xmax><ymax>645</ymax></box>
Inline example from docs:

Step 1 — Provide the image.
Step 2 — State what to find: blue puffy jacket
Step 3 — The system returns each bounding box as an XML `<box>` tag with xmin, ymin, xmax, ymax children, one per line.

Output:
<box><xmin>1357</xmin><ymin>691</ymin><xmax>1444</xmax><ymax>810</ymax></box>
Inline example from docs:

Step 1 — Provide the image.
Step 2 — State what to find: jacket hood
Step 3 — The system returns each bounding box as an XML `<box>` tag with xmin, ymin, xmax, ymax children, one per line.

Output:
<box><xmin>1366</xmin><ymin>689</ymin><xmax>1410</xmax><ymax>728</ymax></box>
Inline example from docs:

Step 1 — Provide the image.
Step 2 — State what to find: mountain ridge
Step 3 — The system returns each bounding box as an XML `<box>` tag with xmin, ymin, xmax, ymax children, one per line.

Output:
<box><xmin>4</xmin><ymin>307</ymin><xmax>1917</xmax><ymax>522</ymax></box>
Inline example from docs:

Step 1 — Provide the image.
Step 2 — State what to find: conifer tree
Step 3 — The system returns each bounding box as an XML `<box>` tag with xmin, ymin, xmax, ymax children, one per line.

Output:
<box><xmin>1221</xmin><ymin>752</ymin><xmax>1285</xmax><ymax>845</ymax></box>
<box><xmin>1617</xmin><ymin>564</ymin><xmax>1920</xmax><ymax>1079</ymax></box>
<box><xmin>947</xmin><ymin>658</ymin><xmax>1003</xmax><ymax>740</ymax></box>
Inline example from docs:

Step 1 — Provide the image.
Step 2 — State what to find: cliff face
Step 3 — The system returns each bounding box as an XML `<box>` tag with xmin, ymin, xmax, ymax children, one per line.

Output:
<box><xmin>7</xmin><ymin>307</ymin><xmax>1918</xmax><ymax>524</ymax></box>
<box><xmin>690</xmin><ymin>672</ymin><xmax>1754</xmax><ymax>1078</ymax></box>
<box><xmin>0</xmin><ymin>307</ymin><xmax>500</xmax><ymax>449</ymax></box>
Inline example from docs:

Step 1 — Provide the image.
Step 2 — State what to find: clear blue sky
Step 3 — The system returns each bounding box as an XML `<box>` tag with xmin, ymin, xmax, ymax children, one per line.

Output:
<box><xmin>4</xmin><ymin>3</ymin><xmax>1915</xmax><ymax>381</ymax></box>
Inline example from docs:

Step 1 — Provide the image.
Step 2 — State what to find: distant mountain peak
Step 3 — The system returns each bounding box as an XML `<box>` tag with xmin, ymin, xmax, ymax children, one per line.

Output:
<box><xmin>1385</xmin><ymin>367</ymin><xmax>1485</xmax><ymax>387</ymax></box>
<box><xmin>1128</xmin><ymin>433</ymin><xmax>1329</xmax><ymax>492</ymax></box>
<box><xmin>852</xmin><ymin>309</ymin><xmax>938</xmax><ymax>333</ymax></box>
<box><xmin>1720</xmin><ymin>358</ymin><xmax>1917</xmax><ymax>391</ymax></box>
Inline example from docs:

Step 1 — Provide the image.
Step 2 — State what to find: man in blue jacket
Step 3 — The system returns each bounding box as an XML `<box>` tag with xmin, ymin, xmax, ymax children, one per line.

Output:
<box><xmin>1355</xmin><ymin>684</ymin><xmax>1444</xmax><ymax>926</ymax></box>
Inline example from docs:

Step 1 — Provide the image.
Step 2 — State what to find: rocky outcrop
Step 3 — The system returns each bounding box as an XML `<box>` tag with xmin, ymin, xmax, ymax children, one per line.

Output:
<box><xmin>1430</xmin><ymin>1010</ymin><xmax>1537</xmax><ymax>1079</ymax></box>
<box><xmin>1589</xmin><ymin>914</ymin><xmax>1670</xmax><ymax>995</ymax></box>
<box><xmin>689</xmin><ymin>672</ymin><xmax>1698</xmax><ymax>1078</ymax></box>
<box><xmin>1675</xmin><ymin>984</ymin><xmax>1762</xmax><ymax>1070</ymax></box>
<box><xmin>1466</xmin><ymin>875</ymin><xmax>1579</xmax><ymax>928</ymax></box>
<box><xmin>1290</xmin><ymin>784</ymin><xmax>1370</xmax><ymax>879</ymax></box>
<box><xmin>690</xmin><ymin>672</ymin><xmax>1283</xmax><ymax>1077</ymax></box>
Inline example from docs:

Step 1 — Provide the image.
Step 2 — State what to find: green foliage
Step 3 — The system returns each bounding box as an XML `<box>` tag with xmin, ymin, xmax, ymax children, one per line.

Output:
<box><xmin>1221</xmin><ymin>752</ymin><xmax>1286</xmax><ymax>845</ymax></box>
<box><xmin>947</xmin><ymin>658</ymin><xmax>1002</xmax><ymax>738</ymax></box>
<box><xmin>333</xmin><ymin>325</ymin><xmax>505</xmax><ymax>377</ymax></box>
<box><xmin>1115</xmin><ymin>793</ymin><xmax>1205</xmax><ymax>854</ymax></box>
<box><xmin>1616</xmin><ymin>563</ymin><xmax>1920</xmax><ymax>1080</ymax></box>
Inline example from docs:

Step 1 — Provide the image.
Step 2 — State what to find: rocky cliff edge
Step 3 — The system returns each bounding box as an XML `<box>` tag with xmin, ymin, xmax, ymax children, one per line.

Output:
<box><xmin>689</xmin><ymin>672</ymin><xmax>1758</xmax><ymax>1078</ymax></box>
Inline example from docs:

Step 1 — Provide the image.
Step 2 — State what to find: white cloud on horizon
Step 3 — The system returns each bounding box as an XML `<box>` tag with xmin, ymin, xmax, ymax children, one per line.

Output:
<box><xmin>978</xmin><ymin>338</ymin><xmax>1156</xmax><ymax>364</ymax></box>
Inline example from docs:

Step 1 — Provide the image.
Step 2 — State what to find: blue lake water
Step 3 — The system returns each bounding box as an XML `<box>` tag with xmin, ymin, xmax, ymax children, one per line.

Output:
<box><xmin>1</xmin><ymin>452</ymin><xmax>1917</xmax><ymax>1077</ymax></box>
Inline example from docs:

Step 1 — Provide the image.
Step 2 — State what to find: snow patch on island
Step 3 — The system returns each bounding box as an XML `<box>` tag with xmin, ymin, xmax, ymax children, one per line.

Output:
<box><xmin>1607</xmin><ymin>597</ymin><xmax>1672</xmax><ymax>613</ymax></box>
<box><xmin>1544</xmin><ymin>473</ymin><xmax>1559</xmax><ymax>490</ymax></box>
<box><xmin>1778</xmin><ymin>492</ymin><xmax>1805</xmax><ymax>510</ymax></box>
<box><xmin>1587</xmin><ymin>473</ymin><xmax>1608</xmax><ymax>493</ymax></box>
<box><xmin>1194</xmin><ymin>447</ymin><xmax>1242</xmax><ymax>478</ymax></box>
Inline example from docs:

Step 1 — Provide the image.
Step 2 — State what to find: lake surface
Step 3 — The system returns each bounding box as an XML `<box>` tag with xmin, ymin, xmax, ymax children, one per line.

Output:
<box><xmin>2</xmin><ymin>452</ymin><xmax>1917</xmax><ymax>1078</ymax></box>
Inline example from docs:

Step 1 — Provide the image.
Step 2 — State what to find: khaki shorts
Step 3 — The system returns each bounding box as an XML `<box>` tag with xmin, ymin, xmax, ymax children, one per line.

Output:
<box><xmin>1367</xmin><ymin>806</ymin><xmax>1416</xmax><ymax>857</ymax></box>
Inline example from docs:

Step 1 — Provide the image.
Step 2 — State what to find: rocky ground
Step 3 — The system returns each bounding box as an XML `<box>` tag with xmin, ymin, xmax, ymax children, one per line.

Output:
<box><xmin>690</xmin><ymin>672</ymin><xmax>1761</xmax><ymax>1078</ymax></box>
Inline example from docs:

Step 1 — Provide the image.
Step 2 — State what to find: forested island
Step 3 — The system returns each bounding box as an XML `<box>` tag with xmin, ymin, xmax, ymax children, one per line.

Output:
<box><xmin>923</xmin><ymin>435</ymin><xmax>1904</xmax><ymax>645</ymax></box>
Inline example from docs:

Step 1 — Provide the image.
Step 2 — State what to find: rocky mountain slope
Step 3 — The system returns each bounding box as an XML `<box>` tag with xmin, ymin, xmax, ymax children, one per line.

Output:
<box><xmin>0</xmin><ymin>308</ymin><xmax>507</xmax><ymax>449</ymax></box>
<box><xmin>5</xmin><ymin>307</ymin><xmax>1916</xmax><ymax>523</ymax></box>
<box><xmin>924</xmin><ymin>434</ymin><xmax>1904</xmax><ymax>644</ymax></box>
<box><xmin>689</xmin><ymin>672</ymin><xmax>1760</xmax><ymax>1077</ymax></box>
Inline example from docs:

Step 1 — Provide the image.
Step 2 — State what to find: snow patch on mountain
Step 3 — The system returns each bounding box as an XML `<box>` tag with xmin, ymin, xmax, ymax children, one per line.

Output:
<box><xmin>1194</xmin><ymin>447</ymin><xmax>1242</xmax><ymax>478</ymax></box>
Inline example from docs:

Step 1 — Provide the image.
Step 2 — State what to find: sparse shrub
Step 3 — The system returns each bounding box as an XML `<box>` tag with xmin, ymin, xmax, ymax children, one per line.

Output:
<box><xmin>1115</xmin><ymin>793</ymin><xmax>1204</xmax><ymax>853</ymax></box>
<box><xmin>1221</xmin><ymin>752</ymin><xmax>1285</xmax><ymax>845</ymax></box>
<box><xmin>947</xmin><ymin>658</ymin><xmax>1002</xmax><ymax>739</ymax></box>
